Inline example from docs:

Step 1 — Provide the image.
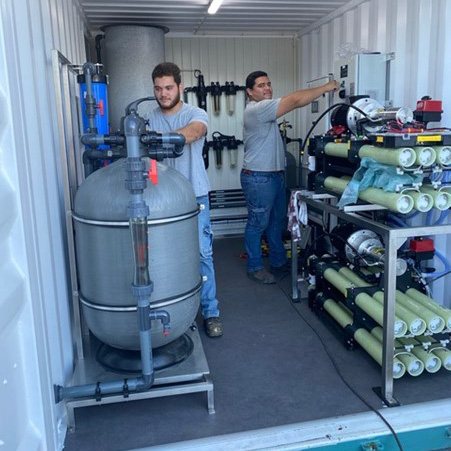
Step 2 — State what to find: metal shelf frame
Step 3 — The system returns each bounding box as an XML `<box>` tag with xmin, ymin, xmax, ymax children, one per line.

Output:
<box><xmin>294</xmin><ymin>192</ymin><xmax>451</xmax><ymax>405</ymax></box>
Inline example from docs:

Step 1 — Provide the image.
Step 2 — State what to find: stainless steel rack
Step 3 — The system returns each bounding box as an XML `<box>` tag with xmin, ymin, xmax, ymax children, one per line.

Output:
<box><xmin>291</xmin><ymin>191</ymin><xmax>451</xmax><ymax>405</ymax></box>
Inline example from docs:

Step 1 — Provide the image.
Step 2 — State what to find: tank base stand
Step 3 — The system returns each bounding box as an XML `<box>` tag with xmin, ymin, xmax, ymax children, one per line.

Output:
<box><xmin>96</xmin><ymin>333</ymin><xmax>194</xmax><ymax>374</ymax></box>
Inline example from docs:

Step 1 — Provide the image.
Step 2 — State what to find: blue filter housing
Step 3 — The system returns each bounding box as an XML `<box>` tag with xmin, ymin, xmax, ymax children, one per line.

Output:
<box><xmin>78</xmin><ymin>70</ymin><xmax>110</xmax><ymax>150</ymax></box>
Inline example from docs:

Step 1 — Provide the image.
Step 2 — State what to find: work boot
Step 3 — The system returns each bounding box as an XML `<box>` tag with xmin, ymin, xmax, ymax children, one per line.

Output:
<box><xmin>204</xmin><ymin>317</ymin><xmax>223</xmax><ymax>338</ymax></box>
<box><xmin>247</xmin><ymin>268</ymin><xmax>276</xmax><ymax>284</ymax></box>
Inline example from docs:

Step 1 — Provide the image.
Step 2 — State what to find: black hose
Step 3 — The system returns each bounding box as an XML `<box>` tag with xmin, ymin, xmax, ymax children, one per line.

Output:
<box><xmin>301</xmin><ymin>102</ymin><xmax>376</xmax><ymax>155</ymax></box>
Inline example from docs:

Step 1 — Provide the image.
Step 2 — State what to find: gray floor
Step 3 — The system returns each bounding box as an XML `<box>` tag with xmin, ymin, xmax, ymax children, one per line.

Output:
<box><xmin>64</xmin><ymin>236</ymin><xmax>451</xmax><ymax>451</ymax></box>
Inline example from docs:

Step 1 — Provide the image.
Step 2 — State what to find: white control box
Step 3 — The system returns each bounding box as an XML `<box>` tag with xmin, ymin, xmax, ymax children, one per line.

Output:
<box><xmin>334</xmin><ymin>53</ymin><xmax>394</xmax><ymax>106</ymax></box>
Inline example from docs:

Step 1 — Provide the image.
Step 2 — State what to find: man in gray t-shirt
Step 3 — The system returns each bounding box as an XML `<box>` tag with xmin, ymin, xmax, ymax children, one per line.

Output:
<box><xmin>242</xmin><ymin>70</ymin><xmax>338</xmax><ymax>284</ymax></box>
<box><xmin>149</xmin><ymin>62</ymin><xmax>223</xmax><ymax>338</ymax></box>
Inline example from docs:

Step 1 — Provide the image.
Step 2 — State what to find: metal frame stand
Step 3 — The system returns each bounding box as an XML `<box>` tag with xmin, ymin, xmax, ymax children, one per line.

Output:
<box><xmin>66</xmin><ymin>326</ymin><xmax>214</xmax><ymax>430</ymax></box>
<box><xmin>291</xmin><ymin>191</ymin><xmax>451</xmax><ymax>405</ymax></box>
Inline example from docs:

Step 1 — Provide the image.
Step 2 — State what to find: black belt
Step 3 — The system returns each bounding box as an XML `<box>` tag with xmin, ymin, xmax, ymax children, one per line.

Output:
<box><xmin>241</xmin><ymin>169</ymin><xmax>284</xmax><ymax>175</ymax></box>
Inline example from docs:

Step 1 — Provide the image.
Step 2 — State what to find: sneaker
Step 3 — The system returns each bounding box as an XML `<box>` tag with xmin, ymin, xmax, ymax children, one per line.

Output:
<box><xmin>247</xmin><ymin>268</ymin><xmax>276</xmax><ymax>284</ymax></box>
<box><xmin>204</xmin><ymin>317</ymin><xmax>223</xmax><ymax>338</ymax></box>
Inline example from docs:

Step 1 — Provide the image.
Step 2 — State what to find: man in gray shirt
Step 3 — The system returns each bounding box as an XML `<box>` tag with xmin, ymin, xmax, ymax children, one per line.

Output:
<box><xmin>242</xmin><ymin>70</ymin><xmax>338</xmax><ymax>284</ymax></box>
<box><xmin>149</xmin><ymin>62</ymin><xmax>223</xmax><ymax>338</ymax></box>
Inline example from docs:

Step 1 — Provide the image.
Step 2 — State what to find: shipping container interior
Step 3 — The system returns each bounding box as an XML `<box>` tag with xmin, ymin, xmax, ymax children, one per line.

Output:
<box><xmin>1</xmin><ymin>1</ymin><xmax>451</xmax><ymax>450</ymax></box>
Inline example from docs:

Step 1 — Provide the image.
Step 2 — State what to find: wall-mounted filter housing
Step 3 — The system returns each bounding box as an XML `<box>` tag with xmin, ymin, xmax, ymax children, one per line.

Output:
<box><xmin>74</xmin><ymin>159</ymin><xmax>200</xmax><ymax>352</ymax></box>
<box><xmin>77</xmin><ymin>64</ymin><xmax>109</xmax><ymax>139</ymax></box>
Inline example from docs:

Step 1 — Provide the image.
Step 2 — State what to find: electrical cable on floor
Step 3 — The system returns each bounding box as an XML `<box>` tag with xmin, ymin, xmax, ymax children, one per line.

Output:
<box><xmin>275</xmin><ymin>273</ymin><xmax>405</xmax><ymax>451</ymax></box>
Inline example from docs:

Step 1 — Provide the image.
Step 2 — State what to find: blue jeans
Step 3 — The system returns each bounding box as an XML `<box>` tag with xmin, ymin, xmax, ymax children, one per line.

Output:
<box><xmin>197</xmin><ymin>195</ymin><xmax>220</xmax><ymax>319</ymax></box>
<box><xmin>240</xmin><ymin>170</ymin><xmax>287</xmax><ymax>272</ymax></box>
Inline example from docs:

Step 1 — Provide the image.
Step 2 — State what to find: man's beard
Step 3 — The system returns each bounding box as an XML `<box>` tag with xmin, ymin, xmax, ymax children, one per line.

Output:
<box><xmin>157</xmin><ymin>92</ymin><xmax>181</xmax><ymax>110</ymax></box>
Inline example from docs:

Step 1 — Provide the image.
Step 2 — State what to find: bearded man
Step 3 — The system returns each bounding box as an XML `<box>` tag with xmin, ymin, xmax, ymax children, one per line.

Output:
<box><xmin>148</xmin><ymin>62</ymin><xmax>223</xmax><ymax>338</ymax></box>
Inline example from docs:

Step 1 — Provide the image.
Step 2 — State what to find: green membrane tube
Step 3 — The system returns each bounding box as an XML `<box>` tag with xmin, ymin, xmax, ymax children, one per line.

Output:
<box><xmin>323</xmin><ymin>298</ymin><xmax>352</xmax><ymax>328</ymax></box>
<box><xmin>338</xmin><ymin>268</ymin><xmax>416</xmax><ymax>336</ymax></box>
<box><xmin>413</xmin><ymin>146</ymin><xmax>437</xmax><ymax>167</ymax></box>
<box><xmin>411</xmin><ymin>347</ymin><xmax>441</xmax><ymax>373</ymax></box>
<box><xmin>354</xmin><ymin>329</ymin><xmax>385</xmax><ymax>367</ymax></box>
<box><xmin>324</xmin><ymin>142</ymin><xmax>350</xmax><ymax>158</ymax></box>
<box><xmin>434</xmin><ymin>146</ymin><xmax>451</xmax><ymax>166</ymax></box>
<box><xmin>324</xmin><ymin>176</ymin><xmax>348</xmax><ymax>194</ymax></box>
<box><xmin>395</xmin><ymin>290</ymin><xmax>445</xmax><ymax>333</ymax></box>
<box><xmin>420</xmin><ymin>185</ymin><xmax>451</xmax><ymax>210</ymax></box>
<box><xmin>358</xmin><ymin>145</ymin><xmax>416</xmax><ymax>168</ymax></box>
<box><xmin>323</xmin><ymin>268</ymin><xmax>407</xmax><ymax>337</ymax></box>
<box><xmin>324</xmin><ymin>176</ymin><xmax>414</xmax><ymax>213</ymax></box>
<box><xmin>369</xmin><ymin>327</ymin><xmax>406</xmax><ymax>379</ymax></box>
<box><xmin>323</xmin><ymin>299</ymin><xmax>405</xmax><ymax>379</ymax></box>
<box><xmin>394</xmin><ymin>351</ymin><xmax>425</xmax><ymax>376</ymax></box>
<box><xmin>398</xmin><ymin>338</ymin><xmax>442</xmax><ymax>373</ymax></box>
<box><xmin>373</xmin><ymin>291</ymin><xmax>426</xmax><ymax>336</ymax></box>
<box><xmin>338</xmin><ymin>267</ymin><xmax>372</xmax><ymax>287</ymax></box>
<box><xmin>405</xmin><ymin>288</ymin><xmax>451</xmax><ymax>329</ymax></box>
<box><xmin>410</xmin><ymin>191</ymin><xmax>434</xmax><ymax>212</ymax></box>
<box><xmin>431</xmin><ymin>347</ymin><xmax>451</xmax><ymax>370</ymax></box>
<box><xmin>323</xmin><ymin>267</ymin><xmax>352</xmax><ymax>296</ymax></box>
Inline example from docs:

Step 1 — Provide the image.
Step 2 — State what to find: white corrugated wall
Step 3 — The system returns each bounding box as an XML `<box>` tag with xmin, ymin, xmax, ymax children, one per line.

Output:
<box><xmin>298</xmin><ymin>0</ymin><xmax>451</xmax><ymax>306</ymax></box>
<box><xmin>166</xmin><ymin>36</ymin><xmax>299</xmax><ymax>191</ymax></box>
<box><xmin>0</xmin><ymin>0</ymin><xmax>86</xmax><ymax>449</ymax></box>
<box><xmin>299</xmin><ymin>0</ymin><xmax>451</xmax><ymax>132</ymax></box>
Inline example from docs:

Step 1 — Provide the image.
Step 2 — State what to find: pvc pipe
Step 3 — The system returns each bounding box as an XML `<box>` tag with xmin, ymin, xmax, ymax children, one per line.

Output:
<box><xmin>324</xmin><ymin>176</ymin><xmax>414</xmax><ymax>213</ymax></box>
<box><xmin>358</xmin><ymin>145</ymin><xmax>416</xmax><ymax>168</ymax></box>
<box><xmin>405</xmin><ymin>288</ymin><xmax>451</xmax><ymax>329</ymax></box>
<box><xmin>410</xmin><ymin>191</ymin><xmax>434</xmax><ymax>212</ymax></box>
<box><xmin>323</xmin><ymin>268</ymin><xmax>407</xmax><ymax>337</ymax></box>
<box><xmin>56</xmin><ymin>110</ymin><xmax>160</xmax><ymax>403</ymax></box>
<box><xmin>373</xmin><ymin>291</ymin><xmax>426</xmax><ymax>336</ymax></box>
<box><xmin>420</xmin><ymin>185</ymin><xmax>451</xmax><ymax>211</ymax></box>
<box><xmin>434</xmin><ymin>146</ymin><xmax>451</xmax><ymax>166</ymax></box>
<box><xmin>413</xmin><ymin>146</ymin><xmax>436</xmax><ymax>167</ymax></box>
<box><xmin>395</xmin><ymin>291</ymin><xmax>445</xmax><ymax>334</ymax></box>
<box><xmin>322</xmin><ymin>299</ymin><xmax>406</xmax><ymax>379</ymax></box>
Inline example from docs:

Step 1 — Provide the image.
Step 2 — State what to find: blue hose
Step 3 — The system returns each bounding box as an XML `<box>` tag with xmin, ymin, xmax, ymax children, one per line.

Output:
<box><xmin>422</xmin><ymin>249</ymin><xmax>451</xmax><ymax>279</ymax></box>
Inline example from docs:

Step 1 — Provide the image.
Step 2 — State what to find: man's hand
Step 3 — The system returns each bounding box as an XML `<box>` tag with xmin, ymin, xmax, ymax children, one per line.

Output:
<box><xmin>323</xmin><ymin>79</ymin><xmax>339</xmax><ymax>93</ymax></box>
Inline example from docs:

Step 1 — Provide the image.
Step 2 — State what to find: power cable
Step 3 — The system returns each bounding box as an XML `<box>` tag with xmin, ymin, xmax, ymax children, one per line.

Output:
<box><xmin>300</xmin><ymin>102</ymin><xmax>379</xmax><ymax>155</ymax></box>
<box><xmin>275</xmin><ymin>273</ymin><xmax>405</xmax><ymax>451</ymax></box>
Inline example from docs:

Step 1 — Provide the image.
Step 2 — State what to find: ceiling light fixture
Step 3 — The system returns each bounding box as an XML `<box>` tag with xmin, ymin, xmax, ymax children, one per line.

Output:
<box><xmin>207</xmin><ymin>0</ymin><xmax>223</xmax><ymax>15</ymax></box>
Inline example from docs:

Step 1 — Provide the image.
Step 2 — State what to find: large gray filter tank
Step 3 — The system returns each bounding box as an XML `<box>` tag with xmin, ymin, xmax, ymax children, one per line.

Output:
<box><xmin>102</xmin><ymin>24</ymin><xmax>167</xmax><ymax>131</ymax></box>
<box><xmin>74</xmin><ymin>159</ymin><xmax>201</xmax><ymax>351</ymax></box>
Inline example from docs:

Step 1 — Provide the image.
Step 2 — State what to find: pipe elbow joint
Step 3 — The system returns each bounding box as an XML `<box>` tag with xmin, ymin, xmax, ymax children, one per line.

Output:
<box><xmin>82</xmin><ymin>62</ymin><xmax>96</xmax><ymax>75</ymax></box>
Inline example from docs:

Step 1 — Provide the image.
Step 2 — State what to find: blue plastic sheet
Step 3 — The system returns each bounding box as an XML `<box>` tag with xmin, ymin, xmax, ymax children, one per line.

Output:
<box><xmin>337</xmin><ymin>157</ymin><xmax>422</xmax><ymax>207</ymax></box>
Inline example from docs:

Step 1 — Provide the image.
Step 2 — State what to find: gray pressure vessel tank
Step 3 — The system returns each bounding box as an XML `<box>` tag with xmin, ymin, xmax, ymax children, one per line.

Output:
<box><xmin>73</xmin><ymin>158</ymin><xmax>200</xmax><ymax>350</ymax></box>
<box><xmin>102</xmin><ymin>25</ymin><xmax>168</xmax><ymax>131</ymax></box>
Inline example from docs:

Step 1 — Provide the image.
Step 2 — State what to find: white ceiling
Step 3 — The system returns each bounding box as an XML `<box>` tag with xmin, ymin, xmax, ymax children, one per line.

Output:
<box><xmin>80</xmin><ymin>0</ymin><xmax>351</xmax><ymax>36</ymax></box>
